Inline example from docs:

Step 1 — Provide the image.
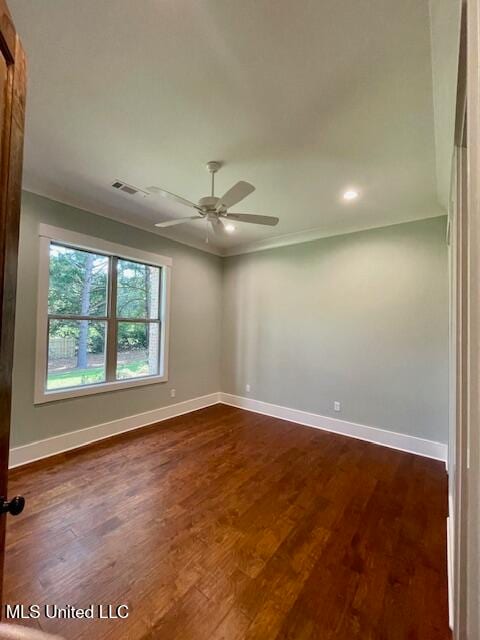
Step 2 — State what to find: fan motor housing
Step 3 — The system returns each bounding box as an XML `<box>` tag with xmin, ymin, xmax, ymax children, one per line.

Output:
<box><xmin>198</xmin><ymin>196</ymin><xmax>219</xmax><ymax>211</ymax></box>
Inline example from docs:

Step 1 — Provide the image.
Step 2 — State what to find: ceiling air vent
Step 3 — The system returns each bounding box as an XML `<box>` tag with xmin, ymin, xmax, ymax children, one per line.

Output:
<box><xmin>111</xmin><ymin>180</ymin><xmax>149</xmax><ymax>197</ymax></box>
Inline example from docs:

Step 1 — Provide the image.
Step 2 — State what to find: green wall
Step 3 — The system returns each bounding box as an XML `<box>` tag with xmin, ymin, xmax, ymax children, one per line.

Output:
<box><xmin>222</xmin><ymin>217</ymin><xmax>449</xmax><ymax>442</ymax></box>
<box><xmin>11</xmin><ymin>192</ymin><xmax>223</xmax><ymax>447</ymax></box>
<box><xmin>11</xmin><ymin>193</ymin><xmax>449</xmax><ymax>448</ymax></box>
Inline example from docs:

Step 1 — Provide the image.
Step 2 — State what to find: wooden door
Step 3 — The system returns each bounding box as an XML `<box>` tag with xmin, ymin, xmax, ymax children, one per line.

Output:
<box><xmin>0</xmin><ymin>0</ymin><xmax>26</xmax><ymax>605</ymax></box>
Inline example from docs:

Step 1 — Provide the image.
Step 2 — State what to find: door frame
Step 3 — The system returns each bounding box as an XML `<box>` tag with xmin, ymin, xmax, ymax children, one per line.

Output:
<box><xmin>0</xmin><ymin>0</ymin><xmax>26</xmax><ymax>606</ymax></box>
<box><xmin>451</xmin><ymin>0</ymin><xmax>480</xmax><ymax>636</ymax></box>
<box><xmin>464</xmin><ymin>0</ymin><xmax>480</xmax><ymax>636</ymax></box>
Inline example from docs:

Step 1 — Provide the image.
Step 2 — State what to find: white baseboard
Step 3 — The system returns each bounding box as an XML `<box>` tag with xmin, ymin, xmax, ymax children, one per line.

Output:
<box><xmin>9</xmin><ymin>392</ymin><xmax>221</xmax><ymax>468</ymax></box>
<box><xmin>220</xmin><ymin>393</ymin><xmax>448</xmax><ymax>462</ymax></box>
<box><xmin>447</xmin><ymin>493</ymin><xmax>454</xmax><ymax>630</ymax></box>
<box><xmin>9</xmin><ymin>391</ymin><xmax>447</xmax><ymax>468</ymax></box>
<box><xmin>447</xmin><ymin>515</ymin><xmax>454</xmax><ymax>629</ymax></box>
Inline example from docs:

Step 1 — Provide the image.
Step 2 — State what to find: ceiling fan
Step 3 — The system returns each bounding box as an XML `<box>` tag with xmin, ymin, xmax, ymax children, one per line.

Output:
<box><xmin>148</xmin><ymin>161</ymin><xmax>279</xmax><ymax>236</ymax></box>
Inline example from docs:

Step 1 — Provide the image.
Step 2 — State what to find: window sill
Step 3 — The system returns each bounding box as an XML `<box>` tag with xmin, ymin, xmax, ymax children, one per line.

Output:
<box><xmin>34</xmin><ymin>374</ymin><xmax>168</xmax><ymax>404</ymax></box>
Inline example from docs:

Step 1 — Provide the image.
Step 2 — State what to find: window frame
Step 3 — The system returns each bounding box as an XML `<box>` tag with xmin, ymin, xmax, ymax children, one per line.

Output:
<box><xmin>34</xmin><ymin>224</ymin><xmax>172</xmax><ymax>404</ymax></box>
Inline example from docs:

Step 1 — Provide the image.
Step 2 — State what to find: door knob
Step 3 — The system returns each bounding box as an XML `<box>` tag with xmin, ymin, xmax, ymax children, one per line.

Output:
<box><xmin>1</xmin><ymin>496</ymin><xmax>25</xmax><ymax>516</ymax></box>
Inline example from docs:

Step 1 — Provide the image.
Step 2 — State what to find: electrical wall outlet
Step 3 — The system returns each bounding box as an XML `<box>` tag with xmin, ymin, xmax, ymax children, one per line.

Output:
<box><xmin>170</xmin><ymin>388</ymin><xmax>176</xmax><ymax>398</ymax></box>
<box><xmin>334</xmin><ymin>401</ymin><xmax>341</xmax><ymax>412</ymax></box>
<box><xmin>245</xmin><ymin>384</ymin><xmax>251</xmax><ymax>393</ymax></box>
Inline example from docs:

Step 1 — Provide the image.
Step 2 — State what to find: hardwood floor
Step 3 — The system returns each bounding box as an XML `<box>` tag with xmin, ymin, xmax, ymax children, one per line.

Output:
<box><xmin>4</xmin><ymin>405</ymin><xmax>450</xmax><ymax>639</ymax></box>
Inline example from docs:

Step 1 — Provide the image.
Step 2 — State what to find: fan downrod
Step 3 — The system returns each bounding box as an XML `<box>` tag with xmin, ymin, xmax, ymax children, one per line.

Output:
<box><xmin>206</xmin><ymin>161</ymin><xmax>221</xmax><ymax>197</ymax></box>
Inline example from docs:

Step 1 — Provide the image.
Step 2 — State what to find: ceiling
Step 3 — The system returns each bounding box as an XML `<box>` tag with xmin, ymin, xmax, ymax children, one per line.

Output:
<box><xmin>9</xmin><ymin>0</ymin><xmax>459</xmax><ymax>256</ymax></box>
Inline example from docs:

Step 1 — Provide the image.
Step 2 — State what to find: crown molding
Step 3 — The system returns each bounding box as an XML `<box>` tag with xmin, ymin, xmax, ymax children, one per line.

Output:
<box><xmin>23</xmin><ymin>189</ymin><xmax>446</xmax><ymax>260</ymax></box>
<box><xmin>22</xmin><ymin>189</ymin><xmax>223</xmax><ymax>257</ymax></box>
<box><xmin>220</xmin><ymin>213</ymin><xmax>447</xmax><ymax>257</ymax></box>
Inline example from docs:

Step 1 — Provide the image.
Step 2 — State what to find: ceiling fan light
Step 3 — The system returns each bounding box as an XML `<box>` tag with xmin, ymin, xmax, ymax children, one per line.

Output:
<box><xmin>343</xmin><ymin>189</ymin><xmax>359</xmax><ymax>201</ymax></box>
<box><xmin>225</xmin><ymin>223</ymin><xmax>236</xmax><ymax>233</ymax></box>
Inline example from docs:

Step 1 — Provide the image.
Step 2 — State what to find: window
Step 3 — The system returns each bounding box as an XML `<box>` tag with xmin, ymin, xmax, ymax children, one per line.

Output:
<box><xmin>35</xmin><ymin>225</ymin><xmax>171</xmax><ymax>403</ymax></box>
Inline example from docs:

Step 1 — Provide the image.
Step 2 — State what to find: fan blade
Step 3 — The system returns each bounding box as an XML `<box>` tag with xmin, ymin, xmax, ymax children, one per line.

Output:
<box><xmin>155</xmin><ymin>215</ymin><xmax>204</xmax><ymax>228</ymax></box>
<box><xmin>216</xmin><ymin>181</ymin><xmax>255</xmax><ymax>210</ymax></box>
<box><xmin>211</xmin><ymin>218</ymin><xmax>226</xmax><ymax>236</ymax></box>
<box><xmin>147</xmin><ymin>186</ymin><xmax>200</xmax><ymax>210</ymax></box>
<box><xmin>224</xmin><ymin>213</ymin><xmax>279</xmax><ymax>226</ymax></box>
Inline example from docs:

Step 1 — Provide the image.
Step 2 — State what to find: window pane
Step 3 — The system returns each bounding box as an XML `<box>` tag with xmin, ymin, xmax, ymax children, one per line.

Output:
<box><xmin>116</xmin><ymin>322</ymin><xmax>160</xmax><ymax>379</ymax></box>
<box><xmin>48</xmin><ymin>244</ymin><xmax>109</xmax><ymax>317</ymax></box>
<box><xmin>117</xmin><ymin>259</ymin><xmax>160</xmax><ymax>319</ymax></box>
<box><xmin>47</xmin><ymin>320</ymin><xmax>106</xmax><ymax>390</ymax></box>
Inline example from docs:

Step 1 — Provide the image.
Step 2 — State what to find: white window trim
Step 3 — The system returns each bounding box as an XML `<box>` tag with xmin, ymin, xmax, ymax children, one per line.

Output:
<box><xmin>34</xmin><ymin>224</ymin><xmax>172</xmax><ymax>404</ymax></box>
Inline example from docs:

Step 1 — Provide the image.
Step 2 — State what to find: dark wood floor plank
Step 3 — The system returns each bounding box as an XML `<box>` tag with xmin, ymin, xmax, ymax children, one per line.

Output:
<box><xmin>3</xmin><ymin>405</ymin><xmax>450</xmax><ymax>639</ymax></box>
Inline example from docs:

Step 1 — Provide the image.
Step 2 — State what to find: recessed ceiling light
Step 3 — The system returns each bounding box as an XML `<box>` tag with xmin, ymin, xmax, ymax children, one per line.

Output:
<box><xmin>343</xmin><ymin>189</ymin><xmax>359</xmax><ymax>201</ymax></box>
<box><xmin>225</xmin><ymin>223</ymin><xmax>236</xmax><ymax>233</ymax></box>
